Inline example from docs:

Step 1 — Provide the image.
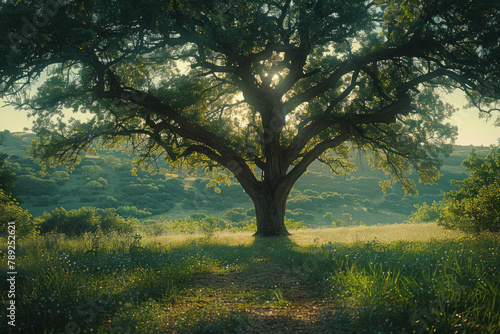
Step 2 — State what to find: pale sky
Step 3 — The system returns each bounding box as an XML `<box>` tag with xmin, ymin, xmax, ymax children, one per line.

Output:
<box><xmin>1</xmin><ymin>91</ymin><xmax>498</xmax><ymax>146</ymax></box>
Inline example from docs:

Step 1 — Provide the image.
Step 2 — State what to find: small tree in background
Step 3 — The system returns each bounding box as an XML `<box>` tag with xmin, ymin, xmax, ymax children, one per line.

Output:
<box><xmin>50</xmin><ymin>171</ymin><xmax>70</xmax><ymax>185</ymax></box>
<box><xmin>439</xmin><ymin>147</ymin><xmax>500</xmax><ymax>233</ymax></box>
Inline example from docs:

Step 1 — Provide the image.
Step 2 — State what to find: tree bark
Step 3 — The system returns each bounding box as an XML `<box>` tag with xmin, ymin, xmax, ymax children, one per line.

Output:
<box><xmin>252</xmin><ymin>187</ymin><xmax>291</xmax><ymax>237</ymax></box>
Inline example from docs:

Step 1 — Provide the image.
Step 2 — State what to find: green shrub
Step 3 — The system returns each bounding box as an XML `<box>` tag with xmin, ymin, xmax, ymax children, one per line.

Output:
<box><xmin>323</xmin><ymin>212</ymin><xmax>346</xmax><ymax>227</ymax></box>
<box><xmin>98</xmin><ymin>195</ymin><xmax>119</xmax><ymax>208</ymax></box>
<box><xmin>408</xmin><ymin>201</ymin><xmax>441</xmax><ymax>223</ymax></box>
<box><xmin>85</xmin><ymin>180</ymin><xmax>105</xmax><ymax>191</ymax></box>
<box><xmin>284</xmin><ymin>218</ymin><xmax>308</xmax><ymax>230</ymax></box>
<box><xmin>303</xmin><ymin>189</ymin><xmax>320</xmax><ymax>197</ymax></box>
<box><xmin>189</xmin><ymin>213</ymin><xmax>208</xmax><ymax>221</ymax></box>
<box><xmin>40</xmin><ymin>207</ymin><xmax>138</xmax><ymax>236</ymax></box>
<box><xmin>439</xmin><ymin>147</ymin><xmax>500</xmax><ymax>233</ymax></box>
<box><xmin>116</xmin><ymin>206</ymin><xmax>152</xmax><ymax>218</ymax></box>
<box><xmin>41</xmin><ymin>207</ymin><xmax>100</xmax><ymax>236</ymax></box>
<box><xmin>49</xmin><ymin>171</ymin><xmax>69</xmax><ymax>184</ymax></box>
<box><xmin>97</xmin><ymin>208</ymin><xmax>139</xmax><ymax>235</ymax></box>
<box><xmin>0</xmin><ymin>189</ymin><xmax>39</xmax><ymax>237</ymax></box>
<box><xmin>32</xmin><ymin>194</ymin><xmax>60</xmax><ymax>207</ymax></box>
<box><xmin>80</xmin><ymin>165</ymin><xmax>104</xmax><ymax>178</ymax></box>
<box><xmin>223</xmin><ymin>208</ymin><xmax>247</xmax><ymax>223</ymax></box>
<box><xmin>143</xmin><ymin>221</ymin><xmax>170</xmax><ymax>236</ymax></box>
<box><xmin>96</xmin><ymin>177</ymin><xmax>108</xmax><ymax>188</ymax></box>
<box><xmin>197</xmin><ymin>216</ymin><xmax>230</xmax><ymax>237</ymax></box>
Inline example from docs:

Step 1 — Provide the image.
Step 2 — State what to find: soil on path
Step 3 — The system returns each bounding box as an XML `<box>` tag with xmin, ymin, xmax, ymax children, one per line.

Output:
<box><xmin>171</xmin><ymin>257</ymin><xmax>345</xmax><ymax>334</ymax></box>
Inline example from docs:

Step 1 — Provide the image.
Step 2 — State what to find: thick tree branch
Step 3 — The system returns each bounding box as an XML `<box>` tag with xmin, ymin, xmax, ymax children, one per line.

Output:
<box><xmin>283</xmin><ymin>36</ymin><xmax>425</xmax><ymax>113</ymax></box>
<box><xmin>94</xmin><ymin>79</ymin><xmax>259</xmax><ymax>191</ymax></box>
<box><xmin>282</xmin><ymin>132</ymin><xmax>351</xmax><ymax>193</ymax></box>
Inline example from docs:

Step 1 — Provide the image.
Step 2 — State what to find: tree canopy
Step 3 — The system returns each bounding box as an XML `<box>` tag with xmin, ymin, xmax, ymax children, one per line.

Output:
<box><xmin>1</xmin><ymin>0</ymin><xmax>499</xmax><ymax>236</ymax></box>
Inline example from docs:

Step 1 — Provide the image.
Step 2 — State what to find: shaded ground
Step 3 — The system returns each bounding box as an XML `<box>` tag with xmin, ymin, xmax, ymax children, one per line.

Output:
<box><xmin>163</xmin><ymin>253</ymin><xmax>342</xmax><ymax>333</ymax></box>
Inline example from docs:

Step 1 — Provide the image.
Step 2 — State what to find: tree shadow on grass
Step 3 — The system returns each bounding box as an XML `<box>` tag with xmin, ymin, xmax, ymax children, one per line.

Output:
<box><xmin>11</xmin><ymin>236</ymin><xmax>338</xmax><ymax>334</ymax></box>
<box><xmin>163</xmin><ymin>237</ymin><xmax>338</xmax><ymax>333</ymax></box>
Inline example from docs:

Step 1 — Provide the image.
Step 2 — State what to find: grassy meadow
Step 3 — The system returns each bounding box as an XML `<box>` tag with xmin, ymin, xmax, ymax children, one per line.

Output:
<box><xmin>1</xmin><ymin>223</ymin><xmax>500</xmax><ymax>333</ymax></box>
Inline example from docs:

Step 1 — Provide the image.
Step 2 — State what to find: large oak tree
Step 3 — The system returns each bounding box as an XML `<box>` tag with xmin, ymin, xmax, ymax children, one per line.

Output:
<box><xmin>1</xmin><ymin>0</ymin><xmax>499</xmax><ymax>236</ymax></box>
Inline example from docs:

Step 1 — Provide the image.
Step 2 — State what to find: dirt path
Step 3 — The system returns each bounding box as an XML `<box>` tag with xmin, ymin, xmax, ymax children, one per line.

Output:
<box><xmin>184</xmin><ymin>259</ymin><xmax>342</xmax><ymax>334</ymax></box>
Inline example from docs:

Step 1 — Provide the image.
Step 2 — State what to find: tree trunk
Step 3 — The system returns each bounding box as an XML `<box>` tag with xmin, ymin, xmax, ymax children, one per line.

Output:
<box><xmin>252</xmin><ymin>189</ymin><xmax>291</xmax><ymax>237</ymax></box>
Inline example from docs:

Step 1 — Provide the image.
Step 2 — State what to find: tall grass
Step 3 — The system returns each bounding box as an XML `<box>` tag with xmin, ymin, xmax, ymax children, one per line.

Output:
<box><xmin>320</xmin><ymin>236</ymin><xmax>500</xmax><ymax>333</ymax></box>
<box><xmin>1</xmin><ymin>223</ymin><xmax>498</xmax><ymax>333</ymax></box>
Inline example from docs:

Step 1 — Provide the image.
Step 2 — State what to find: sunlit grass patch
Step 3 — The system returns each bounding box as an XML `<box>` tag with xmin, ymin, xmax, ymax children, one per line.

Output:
<box><xmin>289</xmin><ymin>222</ymin><xmax>464</xmax><ymax>245</ymax></box>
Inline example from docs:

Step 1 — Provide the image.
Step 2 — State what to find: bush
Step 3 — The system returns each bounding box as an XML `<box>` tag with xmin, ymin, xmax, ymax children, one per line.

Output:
<box><xmin>97</xmin><ymin>208</ymin><xmax>139</xmax><ymax>235</ymax></box>
<box><xmin>49</xmin><ymin>171</ymin><xmax>69</xmax><ymax>184</ymax></box>
<box><xmin>408</xmin><ymin>201</ymin><xmax>441</xmax><ymax>223</ymax></box>
<box><xmin>163</xmin><ymin>178</ymin><xmax>185</xmax><ymax>192</ymax></box>
<box><xmin>325</xmin><ymin>193</ymin><xmax>344</xmax><ymax>206</ymax></box>
<box><xmin>143</xmin><ymin>222</ymin><xmax>170</xmax><ymax>236</ymax></box>
<box><xmin>438</xmin><ymin>147</ymin><xmax>500</xmax><ymax>233</ymax></box>
<box><xmin>323</xmin><ymin>212</ymin><xmax>346</xmax><ymax>227</ymax></box>
<box><xmin>98</xmin><ymin>195</ymin><xmax>119</xmax><ymax>208</ymax></box>
<box><xmin>287</xmin><ymin>197</ymin><xmax>313</xmax><ymax>210</ymax></box>
<box><xmin>115</xmin><ymin>206</ymin><xmax>152</xmax><ymax>218</ymax></box>
<box><xmin>284</xmin><ymin>218</ymin><xmax>308</xmax><ymax>230</ymax></box>
<box><xmin>41</xmin><ymin>207</ymin><xmax>100</xmax><ymax>236</ymax></box>
<box><xmin>223</xmin><ymin>208</ymin><xmax>247</xmax><ymax>223</ymax></box>
<box><xmin>96</xmin><ymin>177</ymin><xmax>108</xmax><ymax>188</ymax></box>
<box><xmin>40</xmin><ymin>207</ymin><xmax>138</xmax><ymax>236</ymax></box>
<box><xmin>85</xmin><ymin>180</ymin><xmax>105</xmax><ymax>191</ymax></box>
<box><xmin>469</xmin><ymin>183</ymin><xmax>500</xmax><ymax>232</ymax></box>
<box><xmin>80</xmin><ymin>165</ymin><xmax>104</xmax><ymax>178</ymax></box>
<box><xmin>189</xmin><ymin>213</ymin><xmax>208</xmax><ymax>221</ymax></box>
<box><xmin>303</xmin><ymin>189</ymin><xmax>320</xmax><ymax>197</ymax></box>
<box><xmin>0</xmin><ymin>189</ymin><xmax>39</xmax><ymax>237</ymax></box>
<box><xmin>196</xmin><ymin>216</ymin><xmax>230</xmax><ymax>237</ymax></box>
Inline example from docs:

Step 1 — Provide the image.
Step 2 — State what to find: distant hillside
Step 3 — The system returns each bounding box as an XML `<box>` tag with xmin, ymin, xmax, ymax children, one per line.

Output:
<box><xmin>0</xmin><ymin>130</ymin><xmax>492</xmax><ymax>227</ymax></box>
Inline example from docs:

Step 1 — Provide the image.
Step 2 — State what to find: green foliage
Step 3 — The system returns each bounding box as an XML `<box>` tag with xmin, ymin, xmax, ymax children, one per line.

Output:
<box><xmin>85</xmin><ymin>180</ymin><xmax>105</xmax><ymax>191</ymax></box>
<box><xmin>439</xmin><ymin>147</ymin><xmax>500</xmax><ymax>233</ymax></box>
<box><xmin>81</xmin><ymin>165</ymin><xmax>104</xmax><ymax>178</ymax></box>
<box><xmin>0</xmin><ymin>153</ymin><xmax>18</xmax><ymax>200</ymax></box>
<box><xmin>189</xmin><ymin>213</ymin><xmax>208</xmax><ymax>221</ymax></box>
<box><xmin>197</xmin><ymin>216</ymin><xmax>229</xmax><ymax>238</ymax></box>
<box><xmin>409</xmin><ymin>201</ymin><xmax>441</xmax><ymax>223</ymax></box>
<box><xmin>284</xmin><ymin>218</ymin><xmax>308</xmax><ymax>230</ymax></box>
<box><xmin>40</xmin><ymin>206</ymin><xmax>138</xmax><ymax>237</ymax></box>
<box><xmin>0</xmin><ymin>152</ymin><xmax>40</xmax><ymax>237</ymax></box>
<box><xmin>115</xmin><ymin>206</ymin><xmax>152</xmax><ymax>219</ymax></box>
<box><xmin>96</xmin><ymin>177</ymin><xmax>108</xmax><ymax>188</ymax></box>
<box><xmin>0</xmin><ymin>189</ymin><xmax>39</xmax><ymax>237</ymax></box>
<box><xmin>49</xmin><ymin>170</ymin><xmax>70</xmax><ymax>184</ymax></box>
<box><xmin>97</xmin><ymin>208</ymin><xmax>139</xmax><ymax>236</ymax></box>
<box><xmin>323</xmin><ymin>212</ymin><xmax>346</xmax><ymax>227</ymax></box>
<box><xmin>16</xmin><ymin>174</ymin><xmax>57</xmax><ymax>196</ymax></box>
<box><xmin>98</xmin><ymin>195</ymin><xmax>119</xmax><ymax>208</ymax></box>
<box><xmin>41</xmin><ymin>207</ymin><xmax>100</xmax><ymax>236</ymax></box>
<box><xmin>222</xmin><ymin>208</ymin><xmax>247</xmax><ymax>223</ymax></box>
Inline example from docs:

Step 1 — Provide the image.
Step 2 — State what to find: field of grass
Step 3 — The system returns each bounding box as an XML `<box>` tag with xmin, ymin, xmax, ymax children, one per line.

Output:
<box><xmin>1</xmin><ymin>223</ymin><xmax>499</xmax><ymax>333</ymax></box>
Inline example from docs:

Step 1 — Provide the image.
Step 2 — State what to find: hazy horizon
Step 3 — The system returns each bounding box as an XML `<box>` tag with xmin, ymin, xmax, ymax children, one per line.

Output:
<box><xmin>2</xmin><ymin>90</ymin><xmax>499</xmax><ymax>147</ymax></box>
